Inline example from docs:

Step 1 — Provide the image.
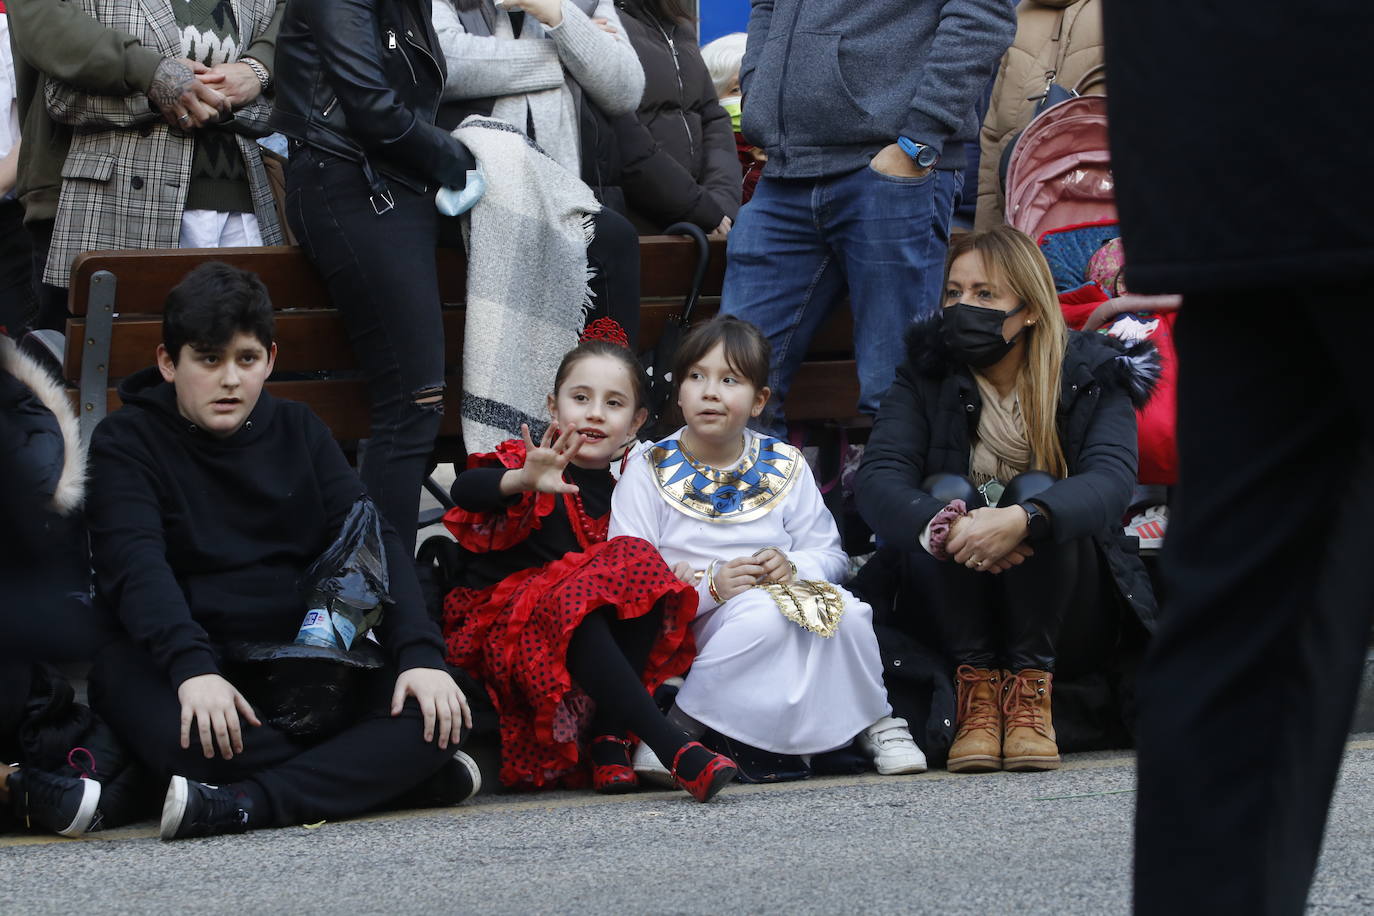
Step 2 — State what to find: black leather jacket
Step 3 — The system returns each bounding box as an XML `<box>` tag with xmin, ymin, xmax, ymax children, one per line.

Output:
<box><xmin>269</xmin><ymin>0</ymin><xmax>473</xmax><ymax>193</ymax></box>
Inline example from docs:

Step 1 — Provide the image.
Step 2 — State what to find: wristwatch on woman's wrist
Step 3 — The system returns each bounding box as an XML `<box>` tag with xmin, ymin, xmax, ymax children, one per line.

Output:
<box><xmin>1019</xmin><ymin>501</ymin><xmax>1051</xmax><ymax>542</ymax></box>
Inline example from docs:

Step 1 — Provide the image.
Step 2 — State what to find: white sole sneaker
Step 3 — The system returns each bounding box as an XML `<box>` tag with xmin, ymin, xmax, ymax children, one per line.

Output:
<box><xmin>160</xmin><ymin>775</ymin><xmax>190</xmax><ymax>840</ymax></box>
<box><xmin>451</xmin><ymin>749</ymin><xmax>482</xmax><ymax>802</ymax></box>
<box><xmin>56</xmin><ymin>778</ymin><xmax>103</xmax><ymax>837</ymax></box>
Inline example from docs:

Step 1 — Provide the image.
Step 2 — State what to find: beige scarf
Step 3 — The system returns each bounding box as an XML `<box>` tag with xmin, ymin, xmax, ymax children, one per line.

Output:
<box><xmin>970</xmin><ymin>372</ymin><xmax>1032</xmax><ymax>490</ymax></box>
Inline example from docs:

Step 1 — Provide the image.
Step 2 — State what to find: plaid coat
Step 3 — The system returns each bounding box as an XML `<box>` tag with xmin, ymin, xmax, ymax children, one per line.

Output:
<box><xmin>42</xmin><ymin>0</ymin><xmax>284</xmax><ymax>288</ymax></box>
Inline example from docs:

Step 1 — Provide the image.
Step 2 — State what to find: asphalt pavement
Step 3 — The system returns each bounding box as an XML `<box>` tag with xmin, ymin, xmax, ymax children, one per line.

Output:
<box><xmin>5</xmin><ymin>738</ymin><xmax>1374</xmax><ymax>915</ymax></box>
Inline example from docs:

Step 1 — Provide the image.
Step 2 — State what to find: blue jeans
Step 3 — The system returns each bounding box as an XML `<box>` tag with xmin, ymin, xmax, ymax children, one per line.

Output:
<box><xmin>721</xmin><ymin>165</ymin><xmax>961</xmax><ymax>432</ymax></box>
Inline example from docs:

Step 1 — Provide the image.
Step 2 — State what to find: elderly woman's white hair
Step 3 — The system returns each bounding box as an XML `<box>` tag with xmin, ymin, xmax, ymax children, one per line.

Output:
<box><xmin>700</xmin><ymin>32</ymin><xmax>748</xmax><ymax>98</ymax></box>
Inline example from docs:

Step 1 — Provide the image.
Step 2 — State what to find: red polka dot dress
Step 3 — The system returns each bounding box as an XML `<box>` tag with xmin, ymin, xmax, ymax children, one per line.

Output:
<box><xmin>441</xmin><ymin>440</ymin><xmax>697</xmax><ymax>790</ymax></box>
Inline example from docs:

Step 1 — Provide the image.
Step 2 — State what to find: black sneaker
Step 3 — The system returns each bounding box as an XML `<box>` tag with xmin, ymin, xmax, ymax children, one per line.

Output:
<box><xmin>8</xmin><ymin>768</ymin><xmax>103</xmax><ymax>837</ymax></box>
<box><xmin>401</xmin><ymin>749</ymin><xmax>482</xmax><ymax>808</ymax></box>
<box><xmin>160</xmin><ymin>776</ymin><xmax>253</xmax><ymax>841</ymax></box>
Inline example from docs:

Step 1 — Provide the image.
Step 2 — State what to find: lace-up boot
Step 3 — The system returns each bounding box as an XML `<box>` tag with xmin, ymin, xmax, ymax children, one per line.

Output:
<box><xmin>1001</xmin><ymin>668</ymin><xmax>1061</xmax><ymax>771</ymax></box>
<box><xmin>947</xmin><ymin>666</ymin><xmax>1004</xmax><ymax>773</ymax></box>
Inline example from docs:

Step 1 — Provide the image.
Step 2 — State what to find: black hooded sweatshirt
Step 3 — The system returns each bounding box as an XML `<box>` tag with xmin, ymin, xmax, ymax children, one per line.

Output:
<box><xmin>85</xmin><ymin>367</ymin><xmax>447</xmax><ymax>687</ymax></box>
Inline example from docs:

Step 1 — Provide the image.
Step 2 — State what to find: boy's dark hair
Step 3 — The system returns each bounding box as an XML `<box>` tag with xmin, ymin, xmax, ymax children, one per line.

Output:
<box><xmin>162</xmin><ymin>262</ymin><xmax>275</xmax><ymax>363</ymax></box>
<box><xmin>672</xmin><ymin>315</ymin><xmax>771</xmax><ymax>392</ymax></box>
<box><xmin>554</xmin><ymin>340</ymin><xmax>651</xmax><ymax>410</ymax></box>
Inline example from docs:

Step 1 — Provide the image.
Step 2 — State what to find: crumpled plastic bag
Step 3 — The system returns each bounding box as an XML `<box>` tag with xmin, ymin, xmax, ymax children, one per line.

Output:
<box><xmin>296</xmin><ymin>496</ymin><xmax>392</xmax><ymax>651</ymax></box>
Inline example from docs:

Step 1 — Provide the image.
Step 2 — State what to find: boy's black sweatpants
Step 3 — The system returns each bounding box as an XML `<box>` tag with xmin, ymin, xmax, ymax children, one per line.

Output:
<box><xmin>89</xmin><ymin>640</ymin><xmax>456</xmax><ymax>828</ymax></box>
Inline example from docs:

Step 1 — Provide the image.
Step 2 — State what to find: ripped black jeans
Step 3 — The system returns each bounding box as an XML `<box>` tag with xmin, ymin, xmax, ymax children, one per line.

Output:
<box><xmin>286</xmin><ymin>145</ymin><xmax>445</xmax><ymax>535</ymax></box>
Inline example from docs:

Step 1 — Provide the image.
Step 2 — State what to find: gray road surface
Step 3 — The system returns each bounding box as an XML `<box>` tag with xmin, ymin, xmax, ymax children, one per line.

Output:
<box><xmin>5</xmin><ymin>738</ymin><xmax>1374</xmax><ymax>915</ymax></box>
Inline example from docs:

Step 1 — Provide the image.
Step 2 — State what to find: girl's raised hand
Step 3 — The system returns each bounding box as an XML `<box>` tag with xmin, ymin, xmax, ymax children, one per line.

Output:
<box><xmin>516</xmin><ymin>423</ymin><xmax>583</xmax><ymax>494</ymax></box>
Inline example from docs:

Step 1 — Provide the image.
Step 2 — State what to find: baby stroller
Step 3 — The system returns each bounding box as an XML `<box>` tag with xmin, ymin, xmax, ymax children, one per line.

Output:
<box><xmin>1003</xmin><ymin>91</ymin><xmax>1177</xmax><ymax>552</ymax></box>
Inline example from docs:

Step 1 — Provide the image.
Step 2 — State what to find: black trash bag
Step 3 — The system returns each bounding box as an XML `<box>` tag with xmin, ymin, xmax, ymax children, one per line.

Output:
<box><xmin>223</xmin><ymin>640</ymin><xmax>387</xmax><ymax>740</ymax></box>
<box><xmin>297</xmin><ymin>497</ymin><xmax>392</xmax><ymax>651</ymax></box>
<box><xmin>220</xmin><ymin>498</ymin><xmax>394</xmax><ymax>740</ymax></box>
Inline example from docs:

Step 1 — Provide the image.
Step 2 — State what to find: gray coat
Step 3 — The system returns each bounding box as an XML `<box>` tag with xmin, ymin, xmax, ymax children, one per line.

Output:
<box><xmin>739</xmin><ymin>0</ymin><xmax>1017</xmax><ymax>178</ymax></box>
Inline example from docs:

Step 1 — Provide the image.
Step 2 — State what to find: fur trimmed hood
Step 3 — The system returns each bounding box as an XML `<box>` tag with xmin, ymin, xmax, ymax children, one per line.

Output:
<box><xmin>0</xmin><ymin>336</ymin><xmax>86</xmax><ymax>515</ymax></box>
<box><xmin>902</xmin><ymin>312</ymin><xmax>1161</xmax><ymax>410</ymax></box>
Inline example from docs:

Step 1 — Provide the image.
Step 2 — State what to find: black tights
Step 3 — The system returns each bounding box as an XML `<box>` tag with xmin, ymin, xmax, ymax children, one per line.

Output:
<box><xmin>564</xmin><ymin>604</ymin><xmax>702</xmax><ymax>775</ymax></box>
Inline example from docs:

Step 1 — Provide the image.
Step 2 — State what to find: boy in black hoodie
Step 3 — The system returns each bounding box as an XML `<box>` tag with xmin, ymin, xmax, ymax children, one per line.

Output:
<box><xmin>85</xmin><ymin>263</ymin><xmax>478</xmax><ymax>840</ymax></box>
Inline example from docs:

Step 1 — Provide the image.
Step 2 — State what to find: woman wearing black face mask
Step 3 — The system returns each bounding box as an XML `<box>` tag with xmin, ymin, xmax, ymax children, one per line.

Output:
<box><xmin>854</xmin><ymin>225</ymin><xmax>1159</xmax><ymax>774</ymax></box>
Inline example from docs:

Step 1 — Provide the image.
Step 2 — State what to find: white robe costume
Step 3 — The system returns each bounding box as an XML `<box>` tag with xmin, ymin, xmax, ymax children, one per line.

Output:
<box><xmin>609</xmin><ymin>428</ymin><xmax>891</xmax><ymax>754</ymax></box>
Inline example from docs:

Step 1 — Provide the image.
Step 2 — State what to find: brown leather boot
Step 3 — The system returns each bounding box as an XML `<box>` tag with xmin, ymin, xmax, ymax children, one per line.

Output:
<box><xmin>1001</xmin><ymin>669</ymin><xmax>1061</xmax><ymax>771</ymax></box>
<box><xmin>947</xmin><ymin>666</ymin><xmax>1003</xmax><ymax>773</ymax></box>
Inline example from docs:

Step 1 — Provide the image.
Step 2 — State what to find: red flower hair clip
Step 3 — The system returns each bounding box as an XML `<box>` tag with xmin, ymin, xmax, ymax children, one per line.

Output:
<box><xmin>580</xmin><ymin>317</ymin><xmax>630</xmax><ymax>349</ymax></box>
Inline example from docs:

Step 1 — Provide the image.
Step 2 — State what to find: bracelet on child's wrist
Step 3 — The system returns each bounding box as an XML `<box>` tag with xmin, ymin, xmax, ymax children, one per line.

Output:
<box><xmin>706</xmin><ymin>559</ymin><xmax>725</xmax><ymax>603</ymax></box>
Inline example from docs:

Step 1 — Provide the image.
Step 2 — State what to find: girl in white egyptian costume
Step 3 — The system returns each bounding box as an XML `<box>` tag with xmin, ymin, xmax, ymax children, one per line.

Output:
<box><xmin>610</xmin><ymin>316</ymin><xmax>927</xmax><ymax>777</ymax></box>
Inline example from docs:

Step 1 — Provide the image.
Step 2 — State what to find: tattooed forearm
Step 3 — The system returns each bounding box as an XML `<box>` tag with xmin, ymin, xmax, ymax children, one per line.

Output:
<box><xmin>148</xmin><ymin>58</ymin><xmax>197</xmax><ymax>111</ymax></box>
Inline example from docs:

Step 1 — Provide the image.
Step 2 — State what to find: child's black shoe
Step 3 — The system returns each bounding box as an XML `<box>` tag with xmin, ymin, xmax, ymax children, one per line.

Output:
<box><xmin>8</xmin><ymin>767</ymin><xmax>102</xmax><ymax>837</ymax></box>
<box><xmin>159</xmin><ymin>775</ymin><xmax>252</xmax><ymax>841</ymax></box>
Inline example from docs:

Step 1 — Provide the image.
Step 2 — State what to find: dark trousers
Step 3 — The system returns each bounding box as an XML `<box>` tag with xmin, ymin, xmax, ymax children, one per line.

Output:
<box><xmin>286</xmin><ymin>147</ymin><xmax>446</xmax><ymax>536</ymax></box>
<box><xmin>1134</xmin><ymin>293</ymin><xmax>1374</xmax><ymax>914</ymax></box>
<box><xmin>89</xmin><ymin>641</ymin><xmax>454</xmax><ymax>828</ymax></box>
<box><xmin>922</xmin><ymin>472</ymin><xmax>1106</xmax><ymax>673</ymax></box>
<box><xmin>0</xmin><ymin>200</ymin><xmax>36</xmax><ymax>335</ymax></box>
<box><xmin>25</xmin><ymin>219</ymin><xmax>69</xmax><ymax>333</ymax></box>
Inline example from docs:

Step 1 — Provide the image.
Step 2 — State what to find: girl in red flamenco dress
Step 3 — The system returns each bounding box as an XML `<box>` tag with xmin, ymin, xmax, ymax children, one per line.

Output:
<box><xmin>441</xmin><ymin>324</ymin><xmax>737</xmax><ymax>801</ymax></box>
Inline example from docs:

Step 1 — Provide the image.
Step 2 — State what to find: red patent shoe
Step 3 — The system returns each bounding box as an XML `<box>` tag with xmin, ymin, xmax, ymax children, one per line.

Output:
<box><xmin>672</xmin><ymin>741</ymin><xmax>738</xmax><ymax>803</ymax></box>
<box><xmin>591</xmin><ymin>735</ymin><xmax>638</xmax><ymax>794</ymax></box>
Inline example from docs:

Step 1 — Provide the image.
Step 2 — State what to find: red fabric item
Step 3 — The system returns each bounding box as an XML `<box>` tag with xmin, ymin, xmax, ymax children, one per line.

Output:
<box><xmin>1057</xmin><ymin>284</ymin><xmax>1179</xmax><ymax>485</ymax></box>
<box><xmin>443</xmin><ymin>440</ymin><xmax>556</xmax><ymax>552</ymax></box>
<box><xmin>443</xmin><ymin>536</ymin><xmax>697</xmax><ymax>790</ymax></box>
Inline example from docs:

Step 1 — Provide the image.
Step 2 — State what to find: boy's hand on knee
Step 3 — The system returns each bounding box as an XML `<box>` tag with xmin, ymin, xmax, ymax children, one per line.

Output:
<box><xmin>392</xmin><ymin>668</ymin><xmax>472</xmax><ymax>750</ymax></box>
<box><xmin>714</xmin><ymin>556</ymin><xmax>768</xmax><ymax>602</ymax></box>
<box><xmin>177</xmin><ymin>674</ymin><xmax>261</xmax><ymax>760</ymax></box>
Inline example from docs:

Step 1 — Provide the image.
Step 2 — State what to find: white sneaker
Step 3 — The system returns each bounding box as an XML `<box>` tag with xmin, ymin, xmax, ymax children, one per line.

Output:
<box><xmin>631</xmin><ymin>740</ymin><xmax>675</xmax><ymax>788</ymax></box>
<box><xmin>858</xmin><ymin>716</ymin><xmax>928</xmax><ymax>775</ymax></box>
<box><xmin>1125</xmin><ymin>504</ymin><xmax>1168</xmax><ymax>550</ymax></box>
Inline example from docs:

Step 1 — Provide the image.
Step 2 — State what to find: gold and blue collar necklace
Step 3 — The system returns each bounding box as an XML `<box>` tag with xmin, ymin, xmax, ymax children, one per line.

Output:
<box><xmin>646</xmin><ymin>434</ymin><xmax>801</xmax><ymax>523</ymax></box>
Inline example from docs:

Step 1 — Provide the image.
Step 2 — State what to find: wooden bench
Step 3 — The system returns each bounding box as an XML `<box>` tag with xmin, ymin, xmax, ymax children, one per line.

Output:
<box><xmin>62</xmin><ymin>238</ymin><xmax>861</xmax><ymax>452</ymax></box>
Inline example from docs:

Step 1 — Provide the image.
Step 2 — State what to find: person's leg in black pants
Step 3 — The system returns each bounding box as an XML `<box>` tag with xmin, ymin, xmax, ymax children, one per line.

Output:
<box><xmin>286</xmin><ymin>147</ymin><xmax>445</xmax><ymax>536</ymax></box>
<box><xmin>585</xmin><ymin>207</ymin><xmax>641</xmax><ymax>348</ymax></box>
<box><xmin>89</xmin><ymin>640</ymin><xmax>455</xmax><ymax>827</ymax></box>
<box><xmin>1134</xmin><ymin>291</ymin><xmax>1374</xmax><ymax>914</ymax></box>
<box><xmin>0</xmin><ymin>200</ymin><xmax>36</xmax><ymax>335</ymax></box>
<box><xmin>24</xmin><ymin>220</ymin><xmax>69</xmax><ymax>333</ymax></box>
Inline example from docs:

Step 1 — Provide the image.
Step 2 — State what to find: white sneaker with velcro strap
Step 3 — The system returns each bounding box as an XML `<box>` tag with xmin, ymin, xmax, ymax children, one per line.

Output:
<box><xmin>858</xmin><ymin>716</ymin><xmax>928</xmax><ymax>775</ymax></box>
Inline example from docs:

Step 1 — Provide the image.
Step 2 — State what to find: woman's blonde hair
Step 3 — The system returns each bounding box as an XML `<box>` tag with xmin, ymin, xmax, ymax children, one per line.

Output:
<box><xmin>945</xmin><ymin>226</ymin><xmax>1069</xmax><ymax>478</ymax></box>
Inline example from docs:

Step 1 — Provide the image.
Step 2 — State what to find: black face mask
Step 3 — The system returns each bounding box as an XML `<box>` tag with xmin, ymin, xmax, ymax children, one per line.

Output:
<box><xmin>941</xmin><ymin>302</ymin><xmax>1027</xmax><ymax>368</ymax></box>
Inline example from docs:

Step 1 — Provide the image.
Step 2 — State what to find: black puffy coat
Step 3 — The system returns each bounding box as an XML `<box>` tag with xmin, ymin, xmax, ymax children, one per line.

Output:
<box><xmin>856</xmin><ymin>315</ymin><xmax>1160</xmax><ymax>630</ymax></box>
<box><xmin>270</xmin><ymin>0</ymin><xmax>475</xmax><ymax>192</ymax></box>
<box><xmin>614</xmin><ymin>2</ymin><xmax>740</xmax><ymax>233</ymax></box>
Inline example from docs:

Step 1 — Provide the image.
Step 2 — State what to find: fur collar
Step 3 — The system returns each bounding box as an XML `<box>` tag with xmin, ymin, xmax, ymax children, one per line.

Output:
<box><xmin>0</xmin><ymin>336</ymin><xmax>87</xmax><ymax>515</ymax></box>
<box><xmin>902</xmin><ymin>312</ymin><xmax>1161</xmax><ymax>410</ymax></box>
